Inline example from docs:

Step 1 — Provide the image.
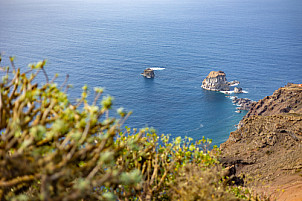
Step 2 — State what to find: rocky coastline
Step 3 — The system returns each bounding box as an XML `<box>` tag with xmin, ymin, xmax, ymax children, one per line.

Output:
<box><xmin>232</xmin><ymin>97</ymin><xmax>255</xmax><ymax>111</ymax></box>
<box><xmin>220</xmin><ymin>83</ymin><xmax>302</xmax><ymax>200</ymax></box>
<box><xmin>202</xmin><ymin>71</ymin><xmax>252</xmax><ymax>113</ymax></box>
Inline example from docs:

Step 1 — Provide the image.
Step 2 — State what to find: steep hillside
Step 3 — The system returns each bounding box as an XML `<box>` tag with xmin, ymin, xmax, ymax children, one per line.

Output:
<box><xmin>245</xmin><ymin>83</ymin><xmax>302</xmax><ymax>118</ymax></box>
<box><xmin>221</xmin><ymin>84</ymin><xmax>302</xmax><ymax>201</ymax></box>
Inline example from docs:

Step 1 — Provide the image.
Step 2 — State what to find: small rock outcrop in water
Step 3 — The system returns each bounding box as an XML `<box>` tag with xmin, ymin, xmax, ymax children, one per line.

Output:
<box><xmin>141</xmin><ymin>68</ymin><xmax>155</xmax><ymax>78</ymax></box>
<box><xmin>234</xmin><ymin>87</ymin><xmax>243</xmax><ymax>93</ymax></box>
<box><xmin>228</xmin><ymin>80</ymin><xmax>240</xmax><ymax>86</ymax></box>
<box><xmin>232</xmin><ymin>97</ymin><xmax>255</xmax><ymax>111</ymax></box>
<box><xmin>201</xmin><ymin>71</ymin><xmax>230</xmax><ymax>91</ymax></box>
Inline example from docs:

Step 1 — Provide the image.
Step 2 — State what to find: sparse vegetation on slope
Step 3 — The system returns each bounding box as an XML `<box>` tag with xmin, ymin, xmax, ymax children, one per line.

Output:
<box><xmin>221</xmin><ymin>84</ymin><xmax>302</xmax><ymax>200</ymax></box>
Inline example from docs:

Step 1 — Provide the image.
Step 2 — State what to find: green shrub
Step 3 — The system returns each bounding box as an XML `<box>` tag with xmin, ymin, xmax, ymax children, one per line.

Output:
<box><xmin>0</xmin><ymin>57</ymin><xmax>142</xmax><ymax>200</ymax></box>
<box><xmin>170</xmin><ymin>164</ymin><xmax>239</xmax><ymax>201</ymax></box>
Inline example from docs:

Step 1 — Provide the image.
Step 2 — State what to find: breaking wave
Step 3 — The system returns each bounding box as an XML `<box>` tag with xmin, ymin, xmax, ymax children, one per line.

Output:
<box><xmin>150</xmin><ymin>67</ymin><xmax>166</xmax><ymax>70</ymax></box>
<box><xmin>229</xmin><ymin>83</ymin><xmax>239</xmax><ymax>86</ymax></box>
<box><xmin>220</xmin><ymin>90</ymin><xmax>248</xmax><ymax>94</ymax></box>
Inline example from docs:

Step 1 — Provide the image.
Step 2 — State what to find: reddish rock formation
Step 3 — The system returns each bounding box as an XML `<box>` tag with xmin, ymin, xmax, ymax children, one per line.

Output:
<box><xmin>221</xmin><ymin>84</ymin><xmax>302</xmax><ymax>200</ymax></box>
<box><xmin>245</xmin><ymin>83</ymin><xmax>302</xmax><ymax>118</ymax></box>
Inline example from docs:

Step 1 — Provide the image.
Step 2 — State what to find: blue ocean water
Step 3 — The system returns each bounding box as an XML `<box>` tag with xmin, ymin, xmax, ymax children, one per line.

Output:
<box><xmin>1</xmin><ymin>0</ymin><xmax>302</xmax><ymax>144</ymax></box>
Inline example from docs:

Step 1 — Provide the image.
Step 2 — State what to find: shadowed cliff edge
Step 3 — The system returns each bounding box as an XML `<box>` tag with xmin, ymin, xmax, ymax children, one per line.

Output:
<box><xmin>220</xmin><ymin>83</ymin><xmax>302</xmax><ymax>201</ymax></box>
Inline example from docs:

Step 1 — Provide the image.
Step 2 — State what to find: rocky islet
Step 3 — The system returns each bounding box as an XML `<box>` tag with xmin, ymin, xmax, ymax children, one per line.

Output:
<box><xmin>141</xmin><ymin>68</ymin><xmax>155</xmax><ymax>78</ymax></box>
<box><xmin>201</xmin><ymin>71</ymin><xmax>242</xmax><ymax>92</ymax></box>
<box><xmin>201</xmin><ymin>71</ymin><xmax>251</xmax><ymax>113</ymax></box>
<box><xmin>201</xmin><ymin>71</ymin><xmax>231</xmax><ymax>91</ymax></box>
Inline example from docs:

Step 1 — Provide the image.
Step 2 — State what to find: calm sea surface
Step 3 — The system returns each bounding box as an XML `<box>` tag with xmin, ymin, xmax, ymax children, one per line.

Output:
<box><xmin>1</xmin><ymin>0</ymin><xmax>302</xmax><ymax>144</ymax></box>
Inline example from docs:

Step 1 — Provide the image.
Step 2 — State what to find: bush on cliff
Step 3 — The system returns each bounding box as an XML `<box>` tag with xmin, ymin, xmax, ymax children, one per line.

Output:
<box><xmin>0</xmin><ymin>57</ymin><xmax>257</xmax><ymax>200</ymax></box>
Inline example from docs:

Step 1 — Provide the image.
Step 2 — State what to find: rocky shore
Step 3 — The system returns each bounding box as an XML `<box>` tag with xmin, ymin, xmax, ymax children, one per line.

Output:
<box><xmin>232</xmin><ymin>97</ymin><xmax>255</xmax><ymax>111</ymax></box>
<box><xmin>221</xmin><ymin>84</ymin><xmax>302</xmax><ymax>200</ymax></box>
<box><xmin>245</xmin><ymin>83</ymin><xmax>302</xmax><ymax>118</ymax></box>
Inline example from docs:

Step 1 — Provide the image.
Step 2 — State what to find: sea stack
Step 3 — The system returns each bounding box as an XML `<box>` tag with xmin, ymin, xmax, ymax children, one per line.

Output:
<box><xmin>141</xmin><ymin>68</ymin><xmax>155</xmax><ymax>78</ymax></box>
<box><xmin>201</xmin><ymin>71</ymin><xmax>230</xmax><ymax>91</ymax></box>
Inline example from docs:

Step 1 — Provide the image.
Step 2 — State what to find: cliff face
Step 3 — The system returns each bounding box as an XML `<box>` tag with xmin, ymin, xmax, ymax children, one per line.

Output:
<box><xmin>221</xmin><ymin>84</ymin><xmax>302</xmax><ymax>200</ymax></box>
<box><xmin>245</xmin><ymin>83</ymin><xmax>302</xmax><ymax>118</ymax></box>
<box><xmin>201</xmin><ymin>71</ymin><xmax>230</xmax><ymax>91</ymax></box>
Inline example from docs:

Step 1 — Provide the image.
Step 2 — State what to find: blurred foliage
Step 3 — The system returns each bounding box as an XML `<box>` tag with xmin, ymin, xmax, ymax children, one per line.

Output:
<box><xmin>170</xmin><ymin>164</ymin><xmax>237</xmax><ymax>201</ymax></box>
<box><xmin>0</xmin><ymin>56</ymin><xmax>266</xmax><ymax>200</ymax></box>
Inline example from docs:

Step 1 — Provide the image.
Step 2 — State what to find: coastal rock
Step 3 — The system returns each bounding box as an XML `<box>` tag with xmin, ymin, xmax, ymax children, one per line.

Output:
<box><xmin>234</xmin><ymin>87</ymin><xmax>243</xmax><ymax>94</ymax></box>
<box><xmin>232</xmin><ymin>97</ymin><xmax>255</xmax><ymax>111</ymax></box>
<box><xmin>141</xmin><ymin>68</ymin><xmax>155</xmax><ymax>78</ymax></box>
<box><xmin>201</xmin><ymin>71</ymin><xmax>230</xmax><ymax>91</ymax></box>
<box><xmin>221</xmin><ymin>84</ymin><xmax>302</xmax><ymax>199</ymax></box>
<box><xmin>228</xmin><ymin>80</ymin><xmax>240</xmax><ymax>86</ymax></box>
<box><xmin>245</xmin><ymin>83</ymin><xmax>302</xmax><ymax>118</ymax></box>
